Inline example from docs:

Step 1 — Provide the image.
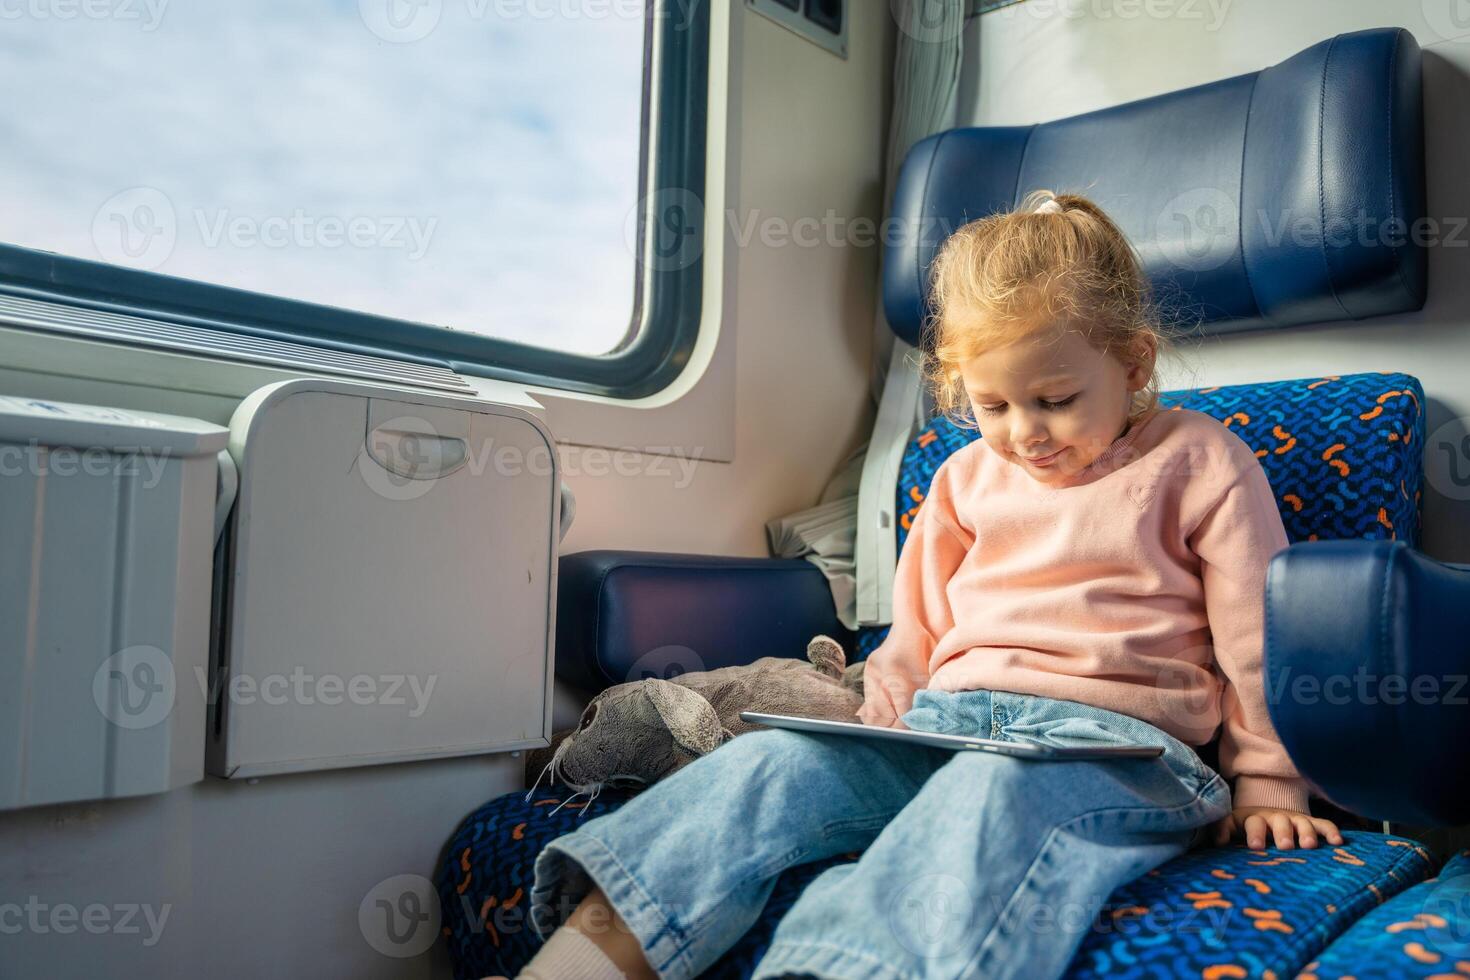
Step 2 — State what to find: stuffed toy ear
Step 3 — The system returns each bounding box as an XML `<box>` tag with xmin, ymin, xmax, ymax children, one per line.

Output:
<box><xmin>646</xmin><ymin>679</ymin><xmax>733</xmax><ymax>756</ymax></box>
<box><xmin>806</xmin><ymin>635</ymin><xmax>847</xmax><ymax>678</ymax></box>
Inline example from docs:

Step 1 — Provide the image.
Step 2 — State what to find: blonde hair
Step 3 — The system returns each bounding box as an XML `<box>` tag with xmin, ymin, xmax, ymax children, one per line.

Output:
<box><xmin>923</xmin><ymin>189</ymin><xmax>1177</xmax><ymax>428</ymax></box>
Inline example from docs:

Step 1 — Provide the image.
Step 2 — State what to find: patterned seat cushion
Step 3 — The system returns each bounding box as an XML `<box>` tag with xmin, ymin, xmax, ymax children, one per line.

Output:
<box><xmin>436</xmin><ymin>789</ymin><xmax>1436</xmax><ymax>979</ymax></box>
<box><xmin>1303</xmin><ymin>850</ymin><xmax>1470</xmax><ymax>980</ymax></box>
<box><xmin>858</xmin><ymin>371</ymin><xmax>1425</xmax><ymax>657</ymax></box>
<box><xmin>436</xmin><ymin>370</ymin><xmax>1435</xmax><ymax>976</ymax></box>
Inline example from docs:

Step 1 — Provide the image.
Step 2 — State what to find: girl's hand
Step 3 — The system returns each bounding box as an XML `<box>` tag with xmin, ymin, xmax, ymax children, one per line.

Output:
<box><xmin>1209</xmin><ymin>807</ymin><xmax>1343</xmax><ymax>850</ymax></box>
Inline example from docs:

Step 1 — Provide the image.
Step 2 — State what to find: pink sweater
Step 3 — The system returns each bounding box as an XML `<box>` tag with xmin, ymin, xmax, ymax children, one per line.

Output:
<box><xmin>858</xmin><ymin>406</ymin><xmax>1309</xmax><ymax>813</ymax></box>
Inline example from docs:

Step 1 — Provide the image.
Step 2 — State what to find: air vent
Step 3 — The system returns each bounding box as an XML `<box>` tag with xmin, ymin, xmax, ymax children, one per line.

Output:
<box><xmin>747</xmin><ymin>0</ymin><xmax>847</xmax><ymax>58</ymax></box>
<box><xmin>0</xmin><ymin>293</ymin><xmax>477</xmax><ymax>395</ymax></box>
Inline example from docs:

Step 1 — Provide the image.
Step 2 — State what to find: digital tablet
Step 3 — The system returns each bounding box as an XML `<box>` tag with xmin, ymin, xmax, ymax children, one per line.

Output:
<box><xmin>739</xmin><ymin>712</ymin><xmax>1165</xmax><ymax>760</ymax></box>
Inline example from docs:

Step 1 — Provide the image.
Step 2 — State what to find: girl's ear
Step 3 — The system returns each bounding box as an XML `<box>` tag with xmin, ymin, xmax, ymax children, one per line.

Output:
<box><xmin>1124</xmin><ymin>335</ymin><xmax>1157</xmax><ymax>390</ymax></box>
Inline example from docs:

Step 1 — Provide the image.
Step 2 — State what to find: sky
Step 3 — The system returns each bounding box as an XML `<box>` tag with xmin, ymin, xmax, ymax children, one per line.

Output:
<box><xmin>0</xmin><ymin>0</ymin><xmax>646</xmax><ymax>355</ymax></box>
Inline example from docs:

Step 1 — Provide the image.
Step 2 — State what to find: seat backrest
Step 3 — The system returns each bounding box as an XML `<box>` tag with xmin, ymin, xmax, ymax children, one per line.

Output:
<box><xmin>856</xmin><ymin>370</ymin><xmax>1427</xmax><ymax>657</ymax></box>
<box><xmin>881</xmin><ymin>27</ymin><xmax>1426</xmax><ymax>347</ymax></box>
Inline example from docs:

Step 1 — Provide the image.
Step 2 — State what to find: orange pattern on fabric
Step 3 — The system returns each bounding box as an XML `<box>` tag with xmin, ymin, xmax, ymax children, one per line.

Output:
<box><xmin>1405</xmin><ymin>941</ymin><xmax>1443</xmax><ymax>964</ymax></box>
<box><xmin>1270</xmin><ymin>425</ymin><xmax>1297</xmax><ymax>454</ymax></box>
<box><xmin>1243</xmin><ymin>908</ymin><xmax>1292</xmax><ymax>933</ymax></box>
<box><xmin>1387</xmin><ymin>912</ymin><xmax>1448</xmax><ymax>933</ymax></box>
<box><xmin>1201</xmin><ymin>965</ymin><xmax>1247</xmax><ymax>980</ymax></box>
<box><xmin>1185</xmin><ymin>890</ymin><xmax>1232</xmax><ymax>910</ymax></box>
<box><xmin>457</xmin><ymin>847</ymin><xmax>473</xmax><ymax>894</ymax></box>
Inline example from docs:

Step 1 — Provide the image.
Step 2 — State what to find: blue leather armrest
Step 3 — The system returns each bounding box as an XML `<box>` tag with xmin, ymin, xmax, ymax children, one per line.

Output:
<box><xmin>1265</xmin><ymin>540</ymin><xmax>1470</xmax><ymax>825</ymax></box>
<box><xmin>555</xmin><ymin>551</ymin><xmax>849</xmax><ymax>691</ymax></box>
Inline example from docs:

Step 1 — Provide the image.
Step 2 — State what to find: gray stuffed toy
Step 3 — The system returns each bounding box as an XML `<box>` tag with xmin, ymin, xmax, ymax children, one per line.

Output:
<box><xmin>525</xmin><ymin>636</ymin><xmax>864</xmax><ymax>803</ymax></box>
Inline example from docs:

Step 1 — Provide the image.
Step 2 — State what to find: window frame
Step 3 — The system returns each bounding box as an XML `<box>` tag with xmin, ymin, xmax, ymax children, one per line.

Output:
<box><xmin>0</xmin><ymin>0</ymin><xmax>708</xmax><ymax>401</ymax></box>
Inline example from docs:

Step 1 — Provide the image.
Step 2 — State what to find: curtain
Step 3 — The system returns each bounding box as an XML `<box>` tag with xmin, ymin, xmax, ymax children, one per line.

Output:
<box><xmin>768</xmin><ymin>0</ymin><xmax>969</xmax><ymax>630</ymax></box>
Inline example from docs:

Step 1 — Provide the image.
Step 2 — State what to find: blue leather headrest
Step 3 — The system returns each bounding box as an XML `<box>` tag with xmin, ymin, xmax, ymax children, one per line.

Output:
<box><xmin>883</xmin><ymin>27</ymin><xmax>1426</xmax><ymax>347</ymax></box>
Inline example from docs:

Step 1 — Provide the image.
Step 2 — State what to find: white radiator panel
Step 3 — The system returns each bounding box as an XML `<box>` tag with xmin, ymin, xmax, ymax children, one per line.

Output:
<box><xmin>0</xmin><ymin>398</ymin><xmax>224</xmax><ymax>809</ymax></box>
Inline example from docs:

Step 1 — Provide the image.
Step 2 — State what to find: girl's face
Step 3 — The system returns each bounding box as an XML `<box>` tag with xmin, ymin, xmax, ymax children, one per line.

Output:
<box><xmin>958</xmin><ymin>327</ymin><xmax>1153</xmax><ymax>485</ymax></box>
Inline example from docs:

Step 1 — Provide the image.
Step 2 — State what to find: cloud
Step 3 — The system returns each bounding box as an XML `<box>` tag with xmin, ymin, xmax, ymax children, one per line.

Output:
<box><xmin>0</xmin><ymin>0</ymin><xmax>646</xmax><ymax>355</ymax></box>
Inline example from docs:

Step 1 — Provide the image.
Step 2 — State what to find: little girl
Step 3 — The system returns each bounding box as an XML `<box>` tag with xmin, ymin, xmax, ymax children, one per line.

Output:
<box><xmin>503</xmin><ymin>191</ymin><xmax>1342</xmax><ymax>980</ymax></box>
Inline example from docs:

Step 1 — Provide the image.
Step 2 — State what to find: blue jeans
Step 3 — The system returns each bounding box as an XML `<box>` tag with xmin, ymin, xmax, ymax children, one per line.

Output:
<box><xmin>530</xmin><ymin>688</ymin><xmax>1232</xmax><ymax>980</ymax></box>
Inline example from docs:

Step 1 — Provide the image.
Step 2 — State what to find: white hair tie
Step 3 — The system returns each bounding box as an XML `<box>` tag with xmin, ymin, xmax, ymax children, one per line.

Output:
<box><xmin>1034</xmin><ymin>199</ymin><xmax>1063</xmax><ymax>215</ymax></box>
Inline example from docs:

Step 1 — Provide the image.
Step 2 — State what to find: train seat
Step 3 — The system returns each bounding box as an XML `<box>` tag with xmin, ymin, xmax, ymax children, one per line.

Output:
<box><xmin>435</xmin><ymin>26</ymin><xmax>1470</xmax><ymax>979</ymax></box>
<box><xmin>437</xmin><ymin>370</ymin><xmax>1447</xmax><ymax>979</ymax></box>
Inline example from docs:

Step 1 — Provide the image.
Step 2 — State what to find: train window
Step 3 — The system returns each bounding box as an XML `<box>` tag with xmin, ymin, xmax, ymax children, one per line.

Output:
<box><xmin>0</xmin><ymin>0</ymin><xmax>708</xmax><ymax>398</ymax></box>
